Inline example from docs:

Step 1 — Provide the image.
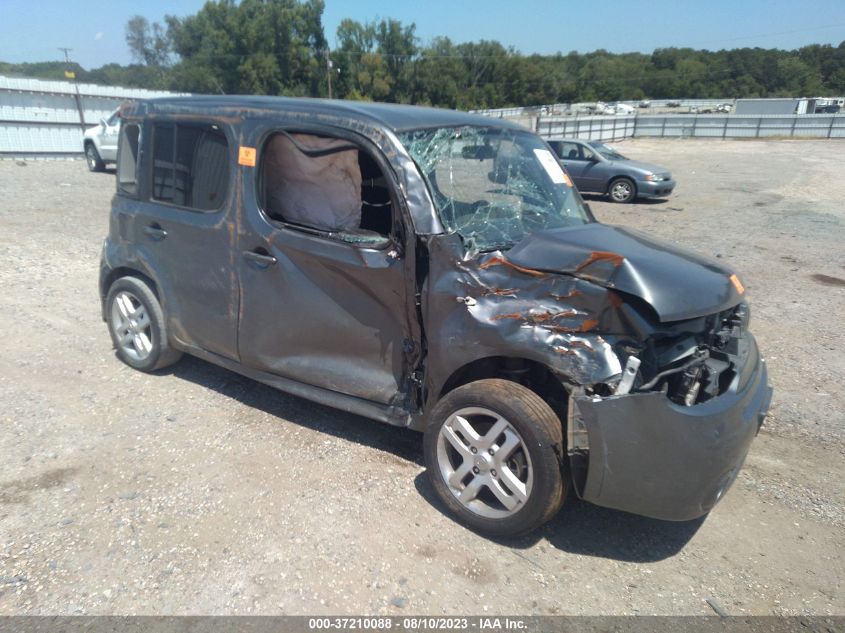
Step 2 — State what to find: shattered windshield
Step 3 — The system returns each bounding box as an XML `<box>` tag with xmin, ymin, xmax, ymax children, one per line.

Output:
<box><xmin>589</xmin><ymin>142</ymin><xmax>627</xmax><ymax>161</ymax></box>
<box><xmin>399</xmin><ymin>126</ymin><xmax>591</xmax><ymax>251</ymax></box>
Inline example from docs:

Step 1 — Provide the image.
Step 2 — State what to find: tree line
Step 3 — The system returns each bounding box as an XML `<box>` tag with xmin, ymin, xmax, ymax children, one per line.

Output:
<box><xmin>2</xmin><ymin>0</ymin><xmax>844</xmax><ymax>109</ymax></box>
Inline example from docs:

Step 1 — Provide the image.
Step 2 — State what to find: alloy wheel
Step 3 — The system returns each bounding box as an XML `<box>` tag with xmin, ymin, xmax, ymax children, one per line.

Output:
<box><xmin>110</xmin><ymin>290</ymin><xmax>153</xmax><ymax>362</ymax></box>
<box><xmin>436</xmin><ymin>406</ymin><xmax>534</xmax><ymax>519</ymax></box>
<box><xmin>611</xmin><ymin>180</ymin><xmax>633</xmax><ymax>202</ymax></box>
<box><xmin>86</xmin><ymin>146</ymin><xmax>97</xmax><ymax>170</ymax></box>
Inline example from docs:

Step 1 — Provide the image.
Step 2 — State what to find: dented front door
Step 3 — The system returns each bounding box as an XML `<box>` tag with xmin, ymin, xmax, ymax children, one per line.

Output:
<box><xmin>236</xmin><ymin>173</ymin><xmax>411</xmax><ymax>406</ymax></box>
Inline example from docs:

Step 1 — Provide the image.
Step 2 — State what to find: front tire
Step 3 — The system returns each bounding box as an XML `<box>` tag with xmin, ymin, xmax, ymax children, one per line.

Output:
<box><xmin>106</xmin><ymin>276</ymin><xmax>182</xmax><ymax>372</ymax></box>
<box><xmin>423</xmin><ymin>379</ymin><xmax>567</xmax><ymax>537</ymax></box>
<box><xmin>608</xmin><ymin>177</ymin><xmax>636</xmax><ymax>203</ymax></box>
<box><xmin>85</xmin><ymin>142</ymin><xmax>105</xmax><ymax>172</ymax></box>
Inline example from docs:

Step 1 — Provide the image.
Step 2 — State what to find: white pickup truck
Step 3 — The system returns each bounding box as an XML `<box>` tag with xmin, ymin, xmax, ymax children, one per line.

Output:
<box><xmin>83</xmin><ymin>110</ymin><xmax>120</xmax><ymax>172</ymax></box>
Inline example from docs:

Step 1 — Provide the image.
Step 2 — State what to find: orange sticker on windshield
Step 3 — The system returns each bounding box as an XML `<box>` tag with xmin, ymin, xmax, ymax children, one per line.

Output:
<box><xmin>560</xmin><ymin>170</ymin><xmax>573</xmax><ymax>187</ymax></box>
<box><xmin>729</xmin><ymin>274</ymin><xmax>745</xmax><ymax>294</ymax></box>
<box><xmin>238</xmin><ymin>146</ymin><xmax>256</xmax><ymax>167</ymax></box>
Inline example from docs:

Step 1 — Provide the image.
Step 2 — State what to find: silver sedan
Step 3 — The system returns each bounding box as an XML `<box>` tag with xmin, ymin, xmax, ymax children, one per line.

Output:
<box><xmin>548</xmin><ymin>138</ymin><xmax>676</xmax><ymax>203</ymax></box>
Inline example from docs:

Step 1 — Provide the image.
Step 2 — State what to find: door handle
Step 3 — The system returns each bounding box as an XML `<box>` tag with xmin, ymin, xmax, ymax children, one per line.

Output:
<box><xmin>243</xmin><ymin>249</ymin><xmax>277</xmax><ymax>267</ymax></box>
<box><xmin>144</xmin><ymin>224</ymin><xmax>167</xmax><ymax>241</ymax></box>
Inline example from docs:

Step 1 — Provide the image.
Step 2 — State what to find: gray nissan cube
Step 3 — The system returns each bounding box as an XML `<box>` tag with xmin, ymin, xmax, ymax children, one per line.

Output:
<box><xmin>100</xmin><ymin>96</ymin><xmax>772</xmax><ymax>536</ymax></box>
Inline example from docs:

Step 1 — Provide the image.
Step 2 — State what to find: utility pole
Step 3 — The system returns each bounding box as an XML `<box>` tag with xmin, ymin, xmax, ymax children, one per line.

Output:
<box><xmin>326</xmin><ymin>48</ymin><xmax>333</xmax><ymax>99</ymax></box>
<box><xmin>60</xmin><ymin>47</ymin><xmax>87</xmax><ymax>133</ymax></box>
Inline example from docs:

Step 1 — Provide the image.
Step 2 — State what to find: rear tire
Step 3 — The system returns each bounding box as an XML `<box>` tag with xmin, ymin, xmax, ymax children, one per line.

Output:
<box><xmin>106</xmin><ymin>276</ymin><xmax>182</xmax><ymax>372</ymax></box>
<box><xmin>608</xmin><ymin>177</ymin><xmax>636</xmax><ymax>203</ymax></box>
<box><xmin>423</xmin><ymin>379</ymin><xmax>567</xmax><ymax>537</ymax></box>
<box><xmin>85</xmin><ymin>143</ymin><xmax>105</xmax><ymax>172</ymax></box>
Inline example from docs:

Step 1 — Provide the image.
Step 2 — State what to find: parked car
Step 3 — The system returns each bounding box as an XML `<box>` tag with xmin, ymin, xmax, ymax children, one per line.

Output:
<box><xmin>715</xmin><ymin>103</ymin><xmax>733</xmax><ymax>113</ymax></box>
<box><xmin>83</xmin><ymin>109</ymin><xmax>120</xmax><ymax>172</ymax></box>
<box><xmin>101</xmin><ymin>96</ymin><xmax>771</xmax><ymax>536</ymax></box>
<box><xmin>638</xmin><ymin>100</ymin><xmax>652</xmax><ymax>108</ymax></box>
<box><xmin>666</xmin><ymin>100</ymin><xmax>682</xmax><ymax>108</ymax></box>
<box><xmin>548</xmin><ymin>138</ymin><xmax>676</xmax><ymax>203</ymax></box>
<box><xmin>610</xmin><ymin>103</ymin><xmax>636</xmax><ymax>115</ymax></box>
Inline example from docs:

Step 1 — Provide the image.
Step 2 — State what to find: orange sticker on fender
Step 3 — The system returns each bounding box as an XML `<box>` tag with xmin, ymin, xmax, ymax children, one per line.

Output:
<box><xmin>729</xmin><ymin>274</ymin><xmax>745</xmax><ymax>294</ymax></box>
<box><xmin>238</xmin><ymin>146</ymin><xmax>256</xmax><ymax>167</ymax></box>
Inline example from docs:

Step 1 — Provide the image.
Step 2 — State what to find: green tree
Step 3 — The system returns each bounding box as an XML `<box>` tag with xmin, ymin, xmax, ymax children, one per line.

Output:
<box><xmin>333</xmin><ymin>18</ymin><xmax>416</xmax><ymax>102</ymax></box>
<box><xmin>125</xmin><ymin>15</ymin><xmax>173</xmax><ymax>67</ymax></box>
<box><xmin>11</xmin><ymin>10</ymin><xmax>845</xmax><ymax>108</ymax></box>
<box><xmin>165</xmin><ymin>0</ymin><xmax>326</xmax><ymax>95</ymax></box>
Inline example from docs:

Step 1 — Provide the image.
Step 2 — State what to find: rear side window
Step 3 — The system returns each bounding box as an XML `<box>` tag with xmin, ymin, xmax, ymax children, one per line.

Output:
<box><xmin>117</xmin><ymin>123</ymin><xmax>140</xmax><ymax>196</ymax></box>
<box><xmin>151</xmin><ymin>122</ymin><xmax>229</xmax><ymax>211</ymax></box>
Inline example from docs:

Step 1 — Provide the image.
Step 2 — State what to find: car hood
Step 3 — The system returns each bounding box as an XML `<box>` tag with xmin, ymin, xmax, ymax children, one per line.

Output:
<box><xmin>505</xmin><ymin>223</ymin><xmax>743</xmax><ymax>322</ymax></box>
<box><xmin>610</xmin><ymin>159</ymin><xmax>669</xmax><ymax>175</ymax></box>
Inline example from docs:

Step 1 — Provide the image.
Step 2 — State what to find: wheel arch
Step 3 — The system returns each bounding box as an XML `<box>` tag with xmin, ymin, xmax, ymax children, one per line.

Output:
<box><xmin>101</xmin><ymin>266</ymin><xmax>161</xmax><ymax>319</ymax></box>
<box><xmin>434</xmin><ymin>356</ymin><xmax>571</xmax><ymax>431</ymax></box>
<box><xmin>607</xmin><ymin>174</ymin><xmax>636</xmax><ymax>191</ymax></box>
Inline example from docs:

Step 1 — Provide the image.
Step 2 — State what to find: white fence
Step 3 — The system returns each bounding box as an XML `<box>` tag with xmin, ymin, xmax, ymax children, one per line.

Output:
<box><xmin>535</xmin><ymin>115</ymin><xmax>638</xmax><ymax>142</ymax></box>
<box><xmin>0</xmin><ymin>75</ymin><xmax>181</xmax><ymax>157</ymax></box>
<box><xmin>4</xmin><ymin>77</ymin><xmax>845</xmax><ymax>157</ymax></box>
<box><xmin>535</xmin><ymin>113</ymin><xmax>845</xmax><ymax>141</ymax></box>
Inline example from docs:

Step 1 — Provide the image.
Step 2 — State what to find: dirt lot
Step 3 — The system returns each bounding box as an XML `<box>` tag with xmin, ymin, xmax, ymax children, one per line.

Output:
<box><xmin>0</xmin><ymin>139</ymin><xmax>843</xmax><ymax>616</ymax></box>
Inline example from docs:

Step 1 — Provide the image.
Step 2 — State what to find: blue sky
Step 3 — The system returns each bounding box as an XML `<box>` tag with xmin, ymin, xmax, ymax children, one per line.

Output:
<box><xmin>1</xmin><ymin>0</ymin><xmax>844</xmax><ymax>69</ymax></box>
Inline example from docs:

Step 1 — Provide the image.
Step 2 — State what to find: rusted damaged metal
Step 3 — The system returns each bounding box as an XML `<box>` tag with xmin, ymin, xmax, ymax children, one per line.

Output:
<box><xmin>479</xmin><ymin>255</ymin><xmax>548</xmax><ymax>277</ymax></box>
<box><xmin>548</xmin><ymin>289</ymin><xmax>582</xmax><ymax>301</ymax></box>
<box><xmin>574</xmin><ymin>250</ymin><xmax>625</xmax><ymax>271</ymax></box>
<box><xmin>491</xmin><ymin>309</ymin><xmax>578</xmax><ymax>322</ymax></box>
<box><xmin>419</xmin><ymin>234</ymin><xmax>629</xmax><ymax>395</ymax></box>
<box><xmin>505</xmin><ymin>223</ymin><xmax>746</xmax><ymax>321</ymax></box>
<box><xmin>482</xmin><ymin>287</ymin><xmax>519</xmax><ymax>297</ymax></box>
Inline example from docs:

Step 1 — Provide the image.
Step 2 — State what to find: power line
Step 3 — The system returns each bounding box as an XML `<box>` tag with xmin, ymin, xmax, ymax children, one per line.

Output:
<box><xmin>678</xmin><ymin>21</ymin><xmax>845</xmax><ymax>49</ymax></box>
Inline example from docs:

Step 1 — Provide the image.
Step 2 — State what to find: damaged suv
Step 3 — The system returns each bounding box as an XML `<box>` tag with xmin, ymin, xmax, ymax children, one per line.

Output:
<box><xmin>101</xmin><ymin>97</ymin><xmax>772</xmax><ymax>536</ymax></box>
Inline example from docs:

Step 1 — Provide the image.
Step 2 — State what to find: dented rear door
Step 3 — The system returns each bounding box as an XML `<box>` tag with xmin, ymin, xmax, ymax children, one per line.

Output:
<box><xmin>129</xmin><ymin>117</ymin><xmax>240</xmax><ymax>359</ymax></box>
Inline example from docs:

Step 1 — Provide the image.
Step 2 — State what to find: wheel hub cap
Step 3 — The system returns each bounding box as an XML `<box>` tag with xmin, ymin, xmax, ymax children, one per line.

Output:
<box><xmin>474</xmin><ymin>454</ymin><xmax>492</xmax><ymax>473</ymax></box>
<box><xmin>436</xmin><ymin>406</ymin><xmax>533</xmax><ymax>519</ymax></box>
<box><xmin>110</xmin><ymin>290</ymin><xmax>153</xmax><ymax>362</ymax></box>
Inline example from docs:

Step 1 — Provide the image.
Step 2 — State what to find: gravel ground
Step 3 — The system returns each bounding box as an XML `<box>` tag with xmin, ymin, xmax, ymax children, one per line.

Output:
<box><xmin>0</xmin><ymin>138</ymin><xmax>843</xmax><ymax>616</ymax></box>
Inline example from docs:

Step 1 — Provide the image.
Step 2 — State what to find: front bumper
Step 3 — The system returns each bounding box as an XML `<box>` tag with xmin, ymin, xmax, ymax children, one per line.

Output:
<box><xmin>569</xmin><ymin>332</ymin><xmax>772</xmax><ymax>521</ymax></box>
<box><xmin>638</xmin><ymin>178</ymin><xmax>676</xmax><ymax>198</ymax></box>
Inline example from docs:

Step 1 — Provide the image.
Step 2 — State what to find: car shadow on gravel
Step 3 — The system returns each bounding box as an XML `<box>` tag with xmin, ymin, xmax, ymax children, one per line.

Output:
<box><xmin>163</xmin><ymin>355</ymin><xmax>424</xmax><ymax>466</ymax></box>
<box><xmin>413</xmin><ymin>474</ymin><xmax>705</xmax><ymax>562</ymax></box>
<box><xmin>540</xmin><ymin>495</ymin><xmax>705</xmax><ymax>562</ymax></box>
<box><xmin>582</xmin><ymin>193</ymin><xmax>670</xmax><ymax>206</ymax></box>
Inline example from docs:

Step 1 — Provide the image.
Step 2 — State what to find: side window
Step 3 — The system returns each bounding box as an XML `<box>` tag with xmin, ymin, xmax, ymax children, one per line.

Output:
<box><xmin>117</xmin><ymin>123</ymin><xmax>140</xmax><ymax>196</ymax></box>
<box><xmin>151</xmin><ymin>122</ymin><xmax>229</xmax><ymax>212</ymax></box>
<box><xmin>580</xmin><ymin>144</ymin><xmax>596</xmax><ymax>161</ymax></box>
<box><xmin>559</xmin><ymin>142</ymin><xmax>582</xmax><ymax>160</ymax></box>
<box><xmin>260</xmin><ymin>132</ymin><xmax>393</xmax><ymax>244</ymax></box>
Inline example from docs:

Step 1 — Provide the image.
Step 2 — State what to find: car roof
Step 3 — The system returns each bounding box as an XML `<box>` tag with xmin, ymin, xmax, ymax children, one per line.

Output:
<box><xmin>128</xmin><ymin>95</ymin><xmax>526</xmax><ymax>134</ymax></box>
